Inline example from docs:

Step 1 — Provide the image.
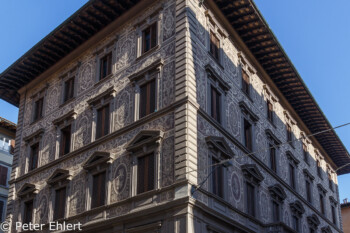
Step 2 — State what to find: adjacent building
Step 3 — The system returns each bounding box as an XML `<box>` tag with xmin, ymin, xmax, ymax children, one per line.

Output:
<box><xmin>0</xmin><ymin>117</ymin><xmax>16</xmax><ymax>222</ymax></box>
<box><xmin>341</xmin><ymin>200</ymin><xmax>350</xmax><ymax>233</ymax></box>
<box><xmin>0</xmin><ymin>0</ymin><xmax>349</xmax><ymax>232</ymax></box>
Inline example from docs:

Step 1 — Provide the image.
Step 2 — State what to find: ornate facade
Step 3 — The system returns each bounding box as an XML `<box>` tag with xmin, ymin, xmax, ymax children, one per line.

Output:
<box><xmin>1</xmin><ymin>0</ymin><xmax>349</xmax><ymax>233</ymax></box>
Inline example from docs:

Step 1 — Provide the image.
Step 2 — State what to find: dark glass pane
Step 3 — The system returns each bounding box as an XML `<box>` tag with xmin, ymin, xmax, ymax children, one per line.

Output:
<box><xmin>143</xmin><ymin>27</ymin><xmax>151</xmax><ymax>53</ymax></box>
<box><xmin>244</xmin><ymin>120</ymin><xmax>252</xmax><ymax>151</ymax></box>
<box><xmin>104</xmin><ymin>105</ymin><xmax>110</xmax><ymax>136</ymax></box>
<box><xmin>270</xmin><ymin>146</ymin><xmax>276</xmax><ymax>172</ymax></box>
<box><xmin>23</xmin><ymin>200</ymin><xmax>33</xmax><ymax>224</ymax></box>
<box><xmin>137</xmin><ymin>154</ymin><xmax>155</xmax><ymax>194</ymax></box>
<box><xmin>54</xmin><ymin>187</ymin><xmax>66</xmax><ymax>220</ymax></box>
<box><xmin>151</xmin><ymin>23</ymin><xmax>157</xmax><ymax>48</ymax></box>
<box><xmin>320</xmin><ymin>194</ymin><xmax>325</xmax><ymax>214</ymax></box>
<box><xmin>149</xmin><ymin>80</ymin><xmax>156</xmax><ymax>114</ymax></box>
<box><xmin>91</xmin><ymin>172</ymin><xmax>106</xmax><ymax>208</ymax></box>
<box><xmin>0</xmin><ymin>201</ymin><xmax>3</xmax><ymax>222</ymax></box>
<box><xmin>212</xmin><ymin>157</ymin><xmax>223</xmax><ymax>198</ymax></box>
<box><xmin>306</xmin><ymin>180</ymin><xmax>311</xmax><ymax>202</ymax></box>
<box><xmin>242</xmin><ymin>70</ymin><xmax>249</xmax><ymax>95</ymax></box>
<box><xmin>289</xmin><ymin>164</ymin><xmax>295</xmax><ymax>189</ymax></box>
<box><xmin>210</xmin><ymin>32</ymin><xmax>220</xmax><ymax>60</ymax></box>
<box><xmin>148</xmin><ymin>153</ymin><xmax>155</xmax><ymax>191</ymax></box>
<box><xmin>246</xmin><ymin>183</ymin><xmax>255</xmax><ymax>217</ymax></box>
<box><xmin>139</xmin><ymin>84</ymin><xmax>148</xmax><ymax>118</ymax></box>
<box><xmin>29</xmin><ymin>143</ymin><xmax>39</xmax><ymax>171</ymax></box>
<box><xmin>0</xmin><ymin>165</ymin><xmax>8</xmax><ymax>186</ymax></box>
<box><xmin>267</xmin><ymin>101</ymin><xmax>273</xmax><ymax>123</ymax></box>
<box><xmin>60</xmin><ymin>125</ymin><xmax>71</xmax><ymax>156</ymax></box>
<box><xmin>137</xmin><ymin>155</ymin><xmax>145</xmax><ymax>194</ymax></box>
<box><xmin>272</xmin><ymin>201</ymin><xmax>279</xmax><ymax>222</ymax></box>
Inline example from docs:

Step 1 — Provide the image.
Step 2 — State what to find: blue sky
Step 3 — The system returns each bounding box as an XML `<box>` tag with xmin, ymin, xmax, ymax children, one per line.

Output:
<box><xmin>0</xmin><ymin>1</ymin><xmax>349</xmax><ymax>201</ymax></box>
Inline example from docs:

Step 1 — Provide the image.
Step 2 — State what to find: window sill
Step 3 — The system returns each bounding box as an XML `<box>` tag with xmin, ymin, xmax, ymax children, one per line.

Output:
<box><xmin>241</xmin><ymin>89</ymin><xmax>253</xmax><ymax>103</ymax></box>
<box><xmin>94</xmin><ymin>73</ymin><xmax>113</xmax><ymax>87</ymax></box>
<box><xmin>207</xmin><ymin>51</ymin><xmax>224</xmax><ymax>70</ymax></box>
<box><xmin>30</xmin><ymin>117</ymin><xmax>43</xmax><ymax>126</ymax></box>
<box><xmin>136</xmin><ymin>44</ymin><xmax>160</xmax><ymax>61</ymax></box>
<box><xmin>59</xmin><ymin>97</ymin><xmax>76</xmax><ymax>108</ymax></box>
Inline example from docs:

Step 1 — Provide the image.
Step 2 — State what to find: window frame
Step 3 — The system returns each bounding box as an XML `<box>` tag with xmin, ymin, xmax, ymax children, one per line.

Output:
<box><xmin>30</xmin><ymin>88</ymin><xmax>46</xmax><ymax>123</ymax></box>
<box><xmin>47</xmin><ymin>169</ymin><xmax>72</xmax><ymax>221</ymax></box>
<box><xmin>82</xmin><ymin>151</ymin><xmax>112</xmax><ymax>211</ymax></box>
<box><xmin>17</xmin><ymin>183</ymin><xmax>38</xmax><ymax>225</ymax></box>
<box><xmin>240</xmin><ymin>101</ymin><xmax>259</xmax><ymax>152</ymax></box>
<box><xmin>205</xmin><ymin>64</ymin><xmax>230</xmax><ymax>126</ymax></box>
<box><xmin>126</xmin><ymin>130</ymin><xmax>163</xmax><ymax>197</ymax></box>
<box><xmin>290</xmin><ymin>200</ymin><xmax>305</xmax><ymax>232</ymax></box>
<box><xmin>303</xmin><ymin>169</ymin><xmax>315</xmax><ymax>204</ymax></box>
<box><xmin>209</xmin><ymin>30</ymin><xmax>221</xmax><ymax>62</ymax></box>
<box><xmin>329</xmin><ymin>196</ymin><xmax>338</xmax><ymax>226</ymax></box>
<box><xmin>286</xmin><ymin>151</ymin><xmax>299</xmax><ymax>191</ymax></box>
<box><xmin>205</xmin><ymin>136</ymin><xmax>234</xmax><ymax>200</ymax></box>
<box><xmin>136</xmin><ymin>13</ymin><xmax>161</xmax><ymax>58</ymax></box>
<box><xmin>23</xmin><ymin>129</ymin><xmax>44</xmax><ymax>173</ymax></box>
<box><xmin>266</xmin><ymin>129</ymin><xmax>281</xmax><ymax>174</ymax></box>
<box><xmin>59</xmin><ymin>66</ymin><xmax>78</xmax><ymax>105</ymax></box>
<box><xmin>0</xmin><ymin>165</ymin><xmax>8</xmax><ymax>187</ymax></box>
<box><xmin>241</xmin><ymin>164</ymin><xmax>264</xmax><ymax>219</ymax></box>
<box><xmin>139</xmin><ymin>79</ymin><xmax>157</xmax><ymax>119</ymax></box>
<box><xmin>268</xmin><ymin>184</ymin><xmax>286</xmax><ymax>223</ymax></box>
<box><xmin>95</xmin><ymin>104</ymin><xmax>111</xmax><ymax>140</ymax></box>
<box><xmin>95</xmin><ymin>43</ymin><xmax>115</xmax><ymax>84</ymax></box>
<box><xmin>129</xmin><ymin>59</ymin><xmax>163</xmax><ymax>122</ymax></box>
<box><xmin>87</xmin><ymin>87</ymin><xmax>117</xmax><ymax>142</ymax></box>
<box><xmin>52</xmin><ymin>110</ymin><xmax>77</xmax><ymax>160</ymax></box>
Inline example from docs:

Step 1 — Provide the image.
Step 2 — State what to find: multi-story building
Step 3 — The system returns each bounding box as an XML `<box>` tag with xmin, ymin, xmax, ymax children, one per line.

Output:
<box><xmin>0</xmin><ymin>0</ymin><xmax>349</xmax><ymax>232</ymax></box>
<box><xmin>341</xmin><ymin>200</ymin><xmax>350</xmax><ymax>233</ymax></box>
<box><xmin>0</xmin><ymin>117</ymin><xmax>16</xmax><ymax>223</ymax></box>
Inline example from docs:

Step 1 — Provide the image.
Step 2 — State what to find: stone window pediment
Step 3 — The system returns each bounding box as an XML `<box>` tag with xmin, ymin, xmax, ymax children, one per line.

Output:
<box><xmin>47</xmin><ymin>169</ymin><xmax>72</xmax><ymax>186</ymax></box>
<box><xmin>205</xmin><ymin>64</ymin><xmax>230</xmax><ymax>93</ymax></box>
<box><xmin>205</xmin><ymin>136</ymin><xmax>234</xmax><ymax>160</ymax></box>
<box><xmin>286</xmin><ymin>151</ymin><xmax>300</xmax><ymax>166</ymax></box>
<box><xmin>83</xmin><ymin>151</ymin><xmax>112</xmax><ymax>171</ymax></box>
<box><xmin>307</xmin><ymin>214</ymin><xmax>320</xmax><ymax>230</ymax></box>
<box><xmin>283</xmin><ymin>110</ymin><xmax>296</xmax><ymax>126</ymax></box>
<box><xmin>303</xmin><ymin>169</ymin><xmax>315</xmax><ymax>182</ymax></box>
<box><xmin>238</xmin><ymin>51</ymin><xmax>256</xmax><ymax>75</ymax></box>
<box><xmin>265</xmin><ymin>129</ymin><xmax>282</xmax><ymax>146</ymax></box>
<box><xmin>23</xmin><ymin>129</ymin><xmax>44</xmax><ymax>144</ymax></box>
<box><xmin>290</xmin><ymin>200</ymin><xmax>305</xmax><ymax>216</ymax></box>
<box><xmin>87</xmin><ymin>86</ymin><xmax>117</xmax><ymax>107</ymax></box>
<box><xmin>239</xmin><ymin>101</ymin><xmax>259</xmax><ymax>123</ymax></box>
<box><xmin>263</xmin><ymin>84</ymin><xmax>278</xmax><ymax>103</ymax></box>
<box><xmin>126</xmin><ymin>130</ymin><xmax>164</xmax><ymax>154</ymax></box>
<box><xmin>317</xmin><ymin>184</ymin><xmax>328</xmax><ymax>194</ymax></box>
<box><xmin>18</xmin><ymin>183</ymin><xmax>38</xmax><ymax>198</ymax></box>
<box><xmin>128</xmin><ymin>59</ymin><xmax>164</xmax><ymax>85</ymax></box>
<box><xmin>268</xmin><ymin>184</ymin><xmax>287</xmax><ymax>202</ymax></box>
<box><xmin>300</xmin><ymin>131</ymin><xmax>311</xmax><ymax>145</ymax></box>
<box><xmin>241</xmin><ymin>164</ymin><xmax>264</xmax><ymax>184</ymax></box>
<box><xmin>52</xmin><ymin>110</ymin><xmax>77</xmax><ymax>126</ymax></box>
<box><xmin>321</xmin><ymin>226</ymin><xmax>332</xmax><ymax>233</ymax></box>
<box><xmin>329</xmin><ymin>196</ymin><xmax>337</xmax><ymax>205</ymax></box>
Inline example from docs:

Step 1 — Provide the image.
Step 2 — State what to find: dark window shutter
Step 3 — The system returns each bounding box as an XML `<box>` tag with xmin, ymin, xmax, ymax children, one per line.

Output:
<box><xmin>137</xmin><ymin>156</ymin><xmax>145</xmax><ymax>194</ymax></box>
<box><xmin>151</xmin><ymin>23</ymin><xmax>157</xmax><ymax>48</ymax></box>
<box><xmin>139</xmin><ymin>84</ymin><xmax>147</xmax><ymax>118</ymax></box>
<box><xmin>0</xmin><ymin>166</ymin><xmax>8</xmax><ymax>186</ymax></box>
<box><xmin>148</xmin><ymin>153</ymin><xmax>155</xmax><ymax>191</ymax></box>
<box><xmin>91</xmin><ymin>172</ymin><xmax>106</xmax><ymax>208</ymax></box>
<box><xmin>54</xmin><ymin>187</ymin><xmax>66</xmax><ymax>220</ymax></box>
<box><xmin>107</xmin><ymin>53</ymin><xmax>112</xmax><ymax>76</ymax></box>
<box><xmin>270</xmin><ymin>146</ymin><xmax>276</xmax><ymax>172</ymax></box>
<box><xmin>246</xmin><ymin>183</ymin><xmax>255</xmax><ymax>217</ymax></box>
<box><xmin>244</xmin><ymin>120</ymin><xmax>252</xmax><ymax>151</ymax></box>
<box><xmin>149</xmin><ymin>79</ymin><xmax>156</xmax><ymax>114</ymax></box>
<box><xmin>104</xmin><ymin>105</ymin><xmax>110</xmax><ymax>136</ymax></box>
<box><xmin>23</xmin><ymin>200</ymin><xmax>33</xmax><ymax>224</ymax></box>
<box><xmin>0</xmin><ymin>200</ymin><xmax>3</xmax><ymax>222</ymax></box>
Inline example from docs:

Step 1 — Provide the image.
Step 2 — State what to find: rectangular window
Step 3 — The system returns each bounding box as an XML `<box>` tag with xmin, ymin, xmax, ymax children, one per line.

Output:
<box><xmin>210</xmin><ymin>86</ymin><xmax>221</xmax><ymax>124</ymax></box>
<box><xmin>210</xmin><ymin>32</ymin><xmax>220</xmax><ymax>61</ymax></box>
<box><xmin>287</xmin><ymin>124</ymin><xmax>292</xmax><ymax>143</ymax></box>
<box><xmin>99</xmin><ymin>53</ymin><xmax>112</xmax><ymax>80</ymax></box>
<box><xmin>142</xmin><ymin>23</ymin><xmax>157</xmax><ymax>54</ymax></box>
<box><xmin>91</xmin><ymin>172</ymin><xmax>106</xmax><ymax>209</ymax></box>
<box><xmin>139</xmin><ymin>80</ymin><xmax>156</xmax><ymax>119</ymax></box>
<box><xmin>242</xmin><ymin>70</ymin><xmax>250</xmax><ymax>96</ymax></box>
<box><xmin>292</xmin><ymin>215</ymin><xmax>299</xmax><ymax>232</ymax></box>
<box><xmin>272</xmin><ymin>200</ymin><xmax>280</xmax><ymax>222</ymax></box>
<box><xmin>23</xmin><ymin>200</ymin><xmax>33</xmax><ymax>224</ymax></box>
<box><xmin>320</xmin><ymin>194</ymin><xmax>325</xmax><ymax>214</ymax></box>
<box><xmin>0</xmin><ymin>165</ymin><xmax>8</xmax><ymax>186</ymax></box>
<box><xmin>244</xmin><ymin>119</ymin><xmax>252</xmax><ymax>151</ymax></box>
<box><xmin>328</xmin><ymin>173</ymin><xmax>333</xmax><ymax>191</ymax></box>
<box><xmin>29</xmin><ymin>143</ymin><xmax>39</xmax><ymax>171</ymax></box>
<box><xmin>270</xmin><ymin>145</ymin><xmax>276</xmax><ymax>173</ymax></box>
<box><xmin>137</xmin><ymin>153</ymin><xmax>155</xmax><ymax>194</ymax></box>
<box><xmin>306</xmin><ymin>180</ymin><xmax>312</xmax><ymax>203</ymax></box>
<box><xmin>96</xmin><ymin>105</ymin><xmax>110</xmax><ymax>140</ymax></box>
<box><xmin>310</xmin><ymin>229</ymin><xmax>315</xmax><ymax>233</ymax></box>
<box><xmin>331</xmin><ymin>205</ymin><xmax>336</xmax><ymax>224</ymax></box>
<box><xmin>303</xmin><ymin>144</ymin><xmax>308</xmax><ymax>163</ymax></box>
<box><xmin>54</xmin><ymin>187</ymin><xmax>66</xmax><ymax>220</ymax></box>
<box><xmin>33</xmin><ymin>98</ymin><xmax>44</xmax><ymax>121</ymax></box>
<box><xmin>0</xmin><ymin>200</ymin><xmax>4</xmax><ymax>222</ymax></box>
<box><xmin>317</xmin><ymin>160</ymin><xmax>322</xmax><ymax>178</ymax></box>
<box><xmin>59</xmin><ymin>125</ymin><xmax>71</xmax><ymax>157</ymax></box>
<box><xmin>211</xmin><ymin>157</ymin><xmax>224</xmax><ymax>198</ymax></box>
<box><xmin>246</xmin><ymin>183</ymin><xmax>255</xmax><ymax>217</ymax></box>
<box><xmin>267</xmin><ymin>100</ymin><xmax>273</xmax><ymax>123</ymax></box>
<box><xmin>63</xmin><ymin>77</ymin><xmax>75</xmax><ymax>102</ymax></box>
<box><xmin>289</xmin><ymin>164</ymin><xmax>296</xmax><ymax>189</ymax></box>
